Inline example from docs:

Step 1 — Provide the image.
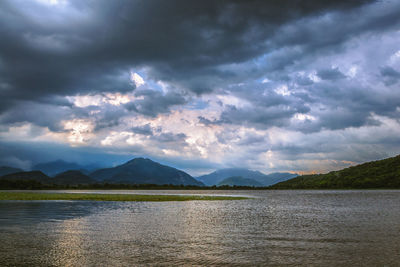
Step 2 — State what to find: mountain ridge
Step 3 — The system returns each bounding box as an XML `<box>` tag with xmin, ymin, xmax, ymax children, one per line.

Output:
<box><xmin>197</xmin><ymin>168</ymin><xmax>297</xmax><ymax>186</ymax></box>
<box><xmin>270</xmin><ymin>155</ymin><xmax>400</xmax><ymax>189</ymax></box>
<box><xmin>32</xmin><ymin>160</ymin><xmax>99</xmax><ymax>176</ymax></box>
<box><xmin>90</xmin><ymin>158</ymin><xmax>204</xmax><ymax>186</ymax></box>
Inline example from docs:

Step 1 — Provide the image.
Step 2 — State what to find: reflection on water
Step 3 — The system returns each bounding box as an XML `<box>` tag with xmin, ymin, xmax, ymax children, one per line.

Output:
<box><xmin>1</xmin><ymin>190</ymin><xmax>400</xmax><ymax>266</ymax></box>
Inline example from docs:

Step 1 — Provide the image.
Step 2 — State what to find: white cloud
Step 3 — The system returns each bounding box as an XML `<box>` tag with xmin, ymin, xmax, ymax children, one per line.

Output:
<box><xmin>101</xmin><ymin>131</ymin><xmax>132</xmax><ymax>146</ymax></box>
<box><xmin>69</xmin><ymin>93</ymin><xmax>132</xmax><ymax>108</ymax></box>
<box><xmin>68</xmin><ymin>95</ymin><xmax>103</xmax><ymax>107</ymax></box>
<box><xmin>130</xmin><ymin>72</ymin><xmax>145</xmax><ymax>87</ymax></box>
<box><xmin>274</xmin><ymin>85</ymin><xmax>291</xmax><ymax>96</ymax></box>
<box><xmin>103</xmin><ymin>93</ymin><xmax>131</xmax><ymax>106</ymax></box>
<box><xmin>63</xmin><ymin>119</ymin><xmax>94</xmax><ymax>144</ymax></box>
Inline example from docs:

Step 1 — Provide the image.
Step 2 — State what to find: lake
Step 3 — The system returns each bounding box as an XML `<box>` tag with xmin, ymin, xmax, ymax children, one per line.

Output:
<box><xmin>1</xmin><ymin>190</ymin><xmax>400</xmax><ymax>266</ymax></box>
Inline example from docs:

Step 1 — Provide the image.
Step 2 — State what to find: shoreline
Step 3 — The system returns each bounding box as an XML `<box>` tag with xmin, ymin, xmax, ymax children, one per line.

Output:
<box><xmin>0</xmin><ymin>191</ymin><xmax>248</xmax><ymax>202</ymax></box>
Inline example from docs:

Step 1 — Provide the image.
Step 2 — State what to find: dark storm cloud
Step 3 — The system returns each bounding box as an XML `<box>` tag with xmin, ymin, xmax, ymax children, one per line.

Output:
<box><xmin>2</xmin><ymin>0</ymin><xmax>395</xmax><ymax>133</ymax></box>
<box><xmin>220</xmin><ymin>103</ymin><xmax>310</xmax><ymax>129</ymax></box>
<box><xmin>237</xmin><ymin>133</ymin><xmax>266</xmax><ymax>146</ymax></box>
<box><xmin>0</xmin><ymin>101</ymin><xmax>72</xmax><ymax>132</ymax></box>
<box><xmin>131</xmin><ymin>124</ymin><xmax>154</xmax><ymax>136</ymax></box>
<box><xmin>131</xmin><ymin>123</ymin><xmax>187</xmax><ymax>143</ymax></box>
<box><xmin>2</xmin><ymin>0</ymin><xmax>400</xmax><ymax>174</ymax></box>
<box><xmin>380</xmin><ymin>66</ymin><xmax>400</xmax><ymax>85</ymax></box>
<box><xmin>92</xmin><ymin>106</ymin><xmax>127</xmax><ymax>131</ymax></box>
<box><xmin>309</xmin><ymin>80</ymin><xmax>400</xmax><ymax>128</ymax></box>
<box><xmin>0</xmin><ymin>0</ymin><xmax>375</xmax><ymax>108</ymax></box>
<box><xmin>198</xmin><ymin>116</ymin><xmax>224</xmax><ymax>126</ymax></box>
<box><xmin>209</xmin><ymin>81</ymin><xmax>311</xmax><ymax>129</ymax></box>
<box><xmin>125</xmin><ymin>89</ymin><xmax>186</xmax><ymax>117</ymax></box>
<box><xmin>293</xmin><ymin>75</ymin><xmax>314</xmax><ymax>86</ymax></box>
<box><xmin>381</xmin><ymin>66</ymin><xmax>400</xmax><ymax>79</ymax></box>
<box><xmin>317</xmin><ymin>68</ymin><xmax>346</xmax><ymax>80</ymax></box>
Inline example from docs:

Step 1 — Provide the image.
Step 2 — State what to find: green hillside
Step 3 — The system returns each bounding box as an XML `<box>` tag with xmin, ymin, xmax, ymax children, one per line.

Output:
<box><xmin>270</xmin><ymin>155</ymin><xmax>400</xmax><ymax>189</ymax></box>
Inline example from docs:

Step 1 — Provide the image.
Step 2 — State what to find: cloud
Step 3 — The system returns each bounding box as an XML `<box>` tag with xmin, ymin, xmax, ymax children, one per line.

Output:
<box><xmin>156</xmin><ymin>132</ymin><xmax>187</xmax><ymax>143</ymax></box>
<box><xmin>0</xmin><ymin>101</ymin><xmax>72</xmax><ymax>132</ymax></box>
<box><xmin>317</xmin><ymin>67</ymin><xmax>346</xmax><ymax>80</ymax></box>
<box><xmin>380</xmin><ymin>66</ymin><xmax>400</xmax><ymax>85</ymax></box>
<box><xmin>0</xmin><ymin>156</ymin><xmax>32</xmax><ymax>170</ymax></box>
<box><xmin>1</xmin><ymin>0</ymin><xmax>400</xmax><ymax>175</ymax></box>
<box><xmin>125</xmin><ymin>89</ymin><xmax>187</xmax><ymax>117</ymax></box>
<box><xmin>130</xmin><ymin>124</ymin><xmax>154</xmax><ymax>136</ymax></box>
<box><xmin>130</xmin><ymin>72</ymin><xmax>145</xmax><ymax>87</ymax></box>
<box><xmin>0</xmin><ymin>0</ymin><xmax>377</xmax><ymax>108</ymax></box>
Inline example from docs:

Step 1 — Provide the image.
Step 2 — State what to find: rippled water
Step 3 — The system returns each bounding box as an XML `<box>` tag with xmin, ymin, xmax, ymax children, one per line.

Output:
<box><xmin>1</xmin><ymin>190</ymin><xmax>400</xmax><ymax>266</ymax></box>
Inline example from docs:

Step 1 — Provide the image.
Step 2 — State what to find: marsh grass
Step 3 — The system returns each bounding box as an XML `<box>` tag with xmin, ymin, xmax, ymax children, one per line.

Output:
<box><xmin>0</xmin><ymin>192</ymin><xmax>247</xmax><ymax>202</ymax></box>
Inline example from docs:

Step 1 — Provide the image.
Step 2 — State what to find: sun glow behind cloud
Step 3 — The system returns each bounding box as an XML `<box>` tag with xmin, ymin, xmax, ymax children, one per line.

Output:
<box><xmin>63</xmin><ymin>119</ymin><xmax>95</xmax><ymax>144</ymax></box>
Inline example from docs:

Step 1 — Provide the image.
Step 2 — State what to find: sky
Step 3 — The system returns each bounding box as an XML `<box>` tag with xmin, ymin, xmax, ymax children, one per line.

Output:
<box><xmin>0</xmin><ymin>0</ymin><xmax>400</xmax><ymax>175</ymax></box>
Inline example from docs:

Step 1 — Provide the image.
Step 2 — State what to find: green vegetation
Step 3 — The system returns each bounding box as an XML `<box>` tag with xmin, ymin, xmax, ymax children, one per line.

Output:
<box><xmin>0</xmin><ymin>179</ymin><xmax>270</xmax><ymax>190</ymax></box>
<box><xmin>271</xmin><ymin>155</ymin><xmax>400</xmax><ymax>189</ymax></box>
<box><xmin>0</xmin><ymin>192</ymin><xmax>247</xmax><ymax>201</ymax></box>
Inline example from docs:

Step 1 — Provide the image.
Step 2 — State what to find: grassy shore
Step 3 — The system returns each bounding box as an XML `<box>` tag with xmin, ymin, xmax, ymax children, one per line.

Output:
<box><xmin>0</xmin><ymin>192</ymin><xmax>247</xmax><ymax>202</ymax></box>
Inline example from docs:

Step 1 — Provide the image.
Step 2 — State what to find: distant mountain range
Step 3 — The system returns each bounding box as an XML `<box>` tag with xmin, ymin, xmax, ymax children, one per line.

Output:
<box><xmin>270</xmin><ymin>154</ymin><xmax>400</xmax><ymax>189</ymax></box>
<box><xmin>197</xmin><ymin>168</ymin><xmax>297</xmax><ymax>186</ymax></box>
<box><xmin>32</xmin><ymin>160</ymin><xmax>100</xmax><ymax>176</ymax></box>
<box><xmin>6</xmin><ymin>155</ymin><xmax>398</xmax><ymax>189</ymax></box>
<box><xmin>0</xmin><ymin>158</ymin><xmax>204</xmax><ymax>186</ymax></box>
<box><xmin>217</xmin><ymin>176</ymin><xmax>263</xmax><ymax>187</ymax></box>
<box><xmin>1</xmin><ymin>159</ymin><xmax>297</xmax><ymax>187</ymax></box>
<box><xmin>90</xmin><ymin>158</ymin><xmax>203</xmax><ymax>186</ymax></box>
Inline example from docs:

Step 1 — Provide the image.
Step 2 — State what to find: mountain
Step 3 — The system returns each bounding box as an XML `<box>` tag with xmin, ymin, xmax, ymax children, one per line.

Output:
<box><xmin>197</xmin><ymin>168</ymin><xmax>266</xmax><ymax>186</ymax></box>
<box><xmin>90</xmin><ymin>158</ymin><xmax>204</xmax><ymax>186</ymax></box>
<box><xmin>217</xmin><ymin>176</ymin><xmax>264</xmax><ymax>187</ymax></box>
<box><xmin>53</xmin><ymin>170</ymin><xmax>96</xmax><ymax>185</ymax></box>
<box><xmin>270</xmin><ymin>155</ymin><xmax>400</xmax><ymax>189</ymax></box>
<box><xmin>197</xmin><ymin>168</ymin><xmax>297</xmax><ymax>186</ymax></box>
<box><xmin>0</xmin><ymin>171</ymin><xmax>51</xmax><ymax>184</ymax></box>
<box><xmin>1</xmin><ymin>170</ymin><xmax>95</xmax><ymax>186</ymax></box>
<box><xmin>0</xmin><ymin>166</ymin><xmax>23</xmax><ymax>176</ymax></box>
<box><xmin>32</xmin><ymin>160</ymin><xmax>99</xmax><ymax>176</ymax></box>
<box><xmin>262</xmin><ymin>172</ymin><xmax>298</xmax><ymax>185</ymax></box>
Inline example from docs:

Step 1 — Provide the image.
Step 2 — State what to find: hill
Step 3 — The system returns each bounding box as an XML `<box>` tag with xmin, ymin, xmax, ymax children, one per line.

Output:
<box><xmin>0</xmin><ymin>171</ymin><xmax>51</xmax><ymax>184</ymax></box>
<box><xmin>197</xmin><ymin>168</ymin><xmax>266</xmax><ymax>186</ymax></box>
<box><xmin>0</xmin><ymin>166</ymin><xmax>23</xmax><ymax>176</ymax></box>
<box><xmin>53</xmin><ymin>170</ymin><xmax>95</xmax><ymax>185</ymax></box>
<box><xmin>270</xmin><ymin>155</ymin><xmax>400</xmax><ymax>189</ymax></box>
<box><xmin>262</xmin><ymin>172</ymin><xmax>298</xmax><ymax>185</ymax></box>
<box><xmin>90</xmin><ymin>158</ymin><xmax>204</xmax><ymax>186</ymax></box>
<box><xmin>197</xmin><ymin>168</ymin><xmax>297</xmax><ymax>186</ymax></box>
<box><xmin>32</xmin><ymin>160</ymin><xmax>88</xmax><ymax>176</ymax></box>
<box><xmin>217</xmin><ymin>176</ymin><xmax>263</xmax><ymax>187</ymax></box>
<box><xmin>0</xmin><ymin>170</ymin><xmax>95</xmax><ymax>186</ymax></box>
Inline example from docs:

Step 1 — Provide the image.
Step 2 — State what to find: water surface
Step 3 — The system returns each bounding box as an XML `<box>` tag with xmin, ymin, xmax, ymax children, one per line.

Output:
<box><xmin>1</xmin><ymin>190</ymin><xmax>399</xmax><ymax>266</ymax></box>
